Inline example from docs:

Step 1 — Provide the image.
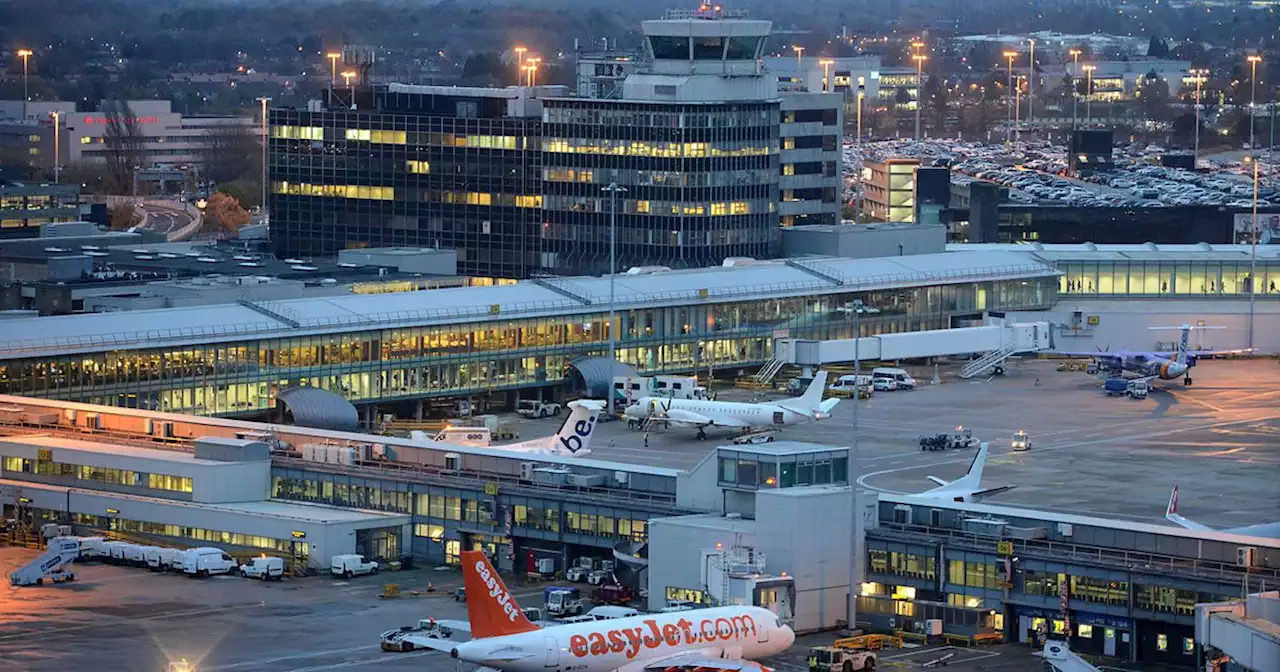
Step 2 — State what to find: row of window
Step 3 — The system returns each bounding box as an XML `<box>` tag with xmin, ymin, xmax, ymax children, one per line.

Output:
<box><xmin>273</xmin><ymin>124</ymin><xmax>531</xmax><ymax>151</ymax></box>
<box><xmin>2</xmin><ymin>456</ymin><xmax>193</xmax><ymax>493</ymax></box>
<box><xmin>542</xmin><ymin>138</ymin><xmax>776</xmax><ymax>158</ymax></box>
<box><xmin>542</xmin><ymin>195</ymin><xmax>770</xmax><ymax>216</ymax></box>
<box><xmin>543</xmin><ymin>106</ymin><xmax>774</xmax><ymax>129</ymax></box>
<box><xmin>718</xmin><ymin>452</ymin><xmax>849</xmax><ymax>489</ymax></box>
<box><xmin>543</xmin><ymin>167</ymin><xmax>777</xmax><ymax>189</ymax></box>
<box><xmin>273</xmin><ymin>182</ymin><xmax>394</xmax><ymax>201</ymax></box>
<box><xmin>1057</xmin><ymin>260</ymin><xmax>1280</xmax><ymax>296</ymax></box>
<box><xmin>63</xmin><ymin>511</ymin><xmax>309</xmax><ymax>557</ymax></box>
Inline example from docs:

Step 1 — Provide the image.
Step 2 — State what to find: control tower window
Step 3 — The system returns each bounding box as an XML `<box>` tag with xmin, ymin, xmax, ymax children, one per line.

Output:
<box><xmin>692</xmin><ymin>37</ymin><xmax>725</xmax><ymax>60</ymax></box>
<box><xmin>725</xmin><ymin>36</ymin><xmax>761</xmax><ymax>60</ymax></box>
<box><xmin>650</xmin><ymin>36</ymin><xmax>690</xmax><ymax>59</ymax></box>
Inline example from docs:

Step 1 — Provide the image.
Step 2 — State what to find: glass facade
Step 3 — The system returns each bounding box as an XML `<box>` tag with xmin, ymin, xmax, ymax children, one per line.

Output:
<box><xmin>1056</xmin><ymin>257</ymin><xmax>1280</xmax><ymax>297</ymax></box>
<box><xmin>0</xmin><ymin>277</ymin><xmax>1055</xmax><ymax>415</ymax></box>
<box><xmin>268</xmin><ymin>89</ymin><xmax>543</xmax><ymax>279</ymax></box>
<box><xmin>541</xmin><ymin>99</ymin><xmax>780</xmax><ymax>274</ymax></box>
<box><xmin>2</xmin><ymin>455</ymin><xmax>192</xmax><ymax>494</ymax></box>
<box><xmin>717</xmin><ymin>448</ymin><xmax>849</xmax><ymax>489</ymax></box>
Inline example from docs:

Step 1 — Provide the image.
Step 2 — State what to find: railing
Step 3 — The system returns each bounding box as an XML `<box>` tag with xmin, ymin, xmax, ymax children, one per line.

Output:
<box><xmin>871</xmin><ymin>523</ymin><xmax>1280</xmax><ymax>586</ymax></box>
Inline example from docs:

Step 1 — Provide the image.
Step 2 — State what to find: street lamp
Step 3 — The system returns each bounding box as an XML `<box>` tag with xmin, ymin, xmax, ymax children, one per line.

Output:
<box><xmin>1003</xmin><ymin>50</ymin><xmax>1018</xmax><ymax>144</ymax></box>
<box><xmin>1026</xmin><ymin>39</ymin><xmax>1036</xmax><ymax>131</ymax></box>
<box><xmin>341</xmin><ymin>70</ymin><xmax>355</xmax><ymax>87</ymax></box>
<box><xmin>1015</xmin><ymin>75</ymin><xmax>1023</xmax><ymax>142</ymax></box>
<box><xmin>856</xmin><ymin>88</ymin><xmax>864</xmax><ymax>145</ymax></box>
<box><xmin>1068</xmin><ymin>48</ymin><xmax>1082</xmax><ymax>129</ymax></box>
<box><xmin>50</xmin><ymin>110</ymin><xmax>60</xmax><ymax>184</ymax></box>
<box><xmin>1082</xmin><ymin>65</ymin><xmax>1096</xmax><ymax>123</ymax></box>
<box><xmin>912</xmin><ymin>54</ymin><xmax>928</xmax><ymax>140</ymax></box>
<box><xmin>524</xmin><ymin>59</ymin><xmax>542</xmax><ymax>88</ymax></box>
<box><xmin>1246</xmin><ymin>153</ymin><xmax>1260</xmax><ymax>349</ymax></box>
<box><xmin>1248</xmin><ymin>55</ymin><xmax>1262</xmax><ymax>151</ymax></box>
<box><xmin>257</xmin><ymin>97</ymin><xmax>271</xmax><ymax>217</ymax></box>
<box><xmin>844</xmin><ymin>298</ymin><xmax>879</xmax><ymax>637</ymax></box>
<box><xmin>792</xmin><ymin>45</ymin><xmax>805</xmax><ymax>67</ymax></box>
<box><xmin>602</xmin><ymin>182</ymin><xmax>628</xmax><ymax>419</ymax></box>
<box><xmin>1191</xmin><ymin>69</ymin><xmax>1208</xmax><ymax>166</ymax></box>
<box><xmin>514</xmin><ymin>46</ymin><xmax>527</xmax><ymax>84</ymax></box>
<box><xmin>327</xmin><ymin>52</ymin><xmax>341</xmax><ymax>106</ymax></box>
<box><xmin>819</xmin><ymin>58</ymin><xmax>834</xmax><ymax>93</ymax></box>
<box><xmin>17</xmin><ymin>49</ymin><xmax>32</xmax><ymax>118</ymax></box>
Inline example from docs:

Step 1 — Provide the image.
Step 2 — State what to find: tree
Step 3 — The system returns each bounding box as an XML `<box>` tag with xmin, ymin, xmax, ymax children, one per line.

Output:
<box><xmin>108</xmin><ymin>203</ymin><xmax>138</xmax><ymax>231</ymax></box>
<box><xmin>1147</xmin><ymin>36</ymin><xmax>1169</xmax><ymax>59</ymax></box>
<box><xmin>202</xmin><ymin>192</ymin><xmax>250</xmax><ymax>234</ymax></box>
<box><xmin>101</xmin><ymin>99</ymin><xmax>148</xmax><ymax>194</ymax></box>
<box><xmin>200</xmin><ymin>123</ymin><xmax>261</xmax><ymax>186</ymax></box>
<box><xmin>922</xmin><ymin>74</ymin><xmax>950</xmax><ymax>135</ymax></box>
<box><xmin>216</xmin><ymin>179</ymin><xmax>261</xmax><ymax>209</ymax></box>
<box><xmin>1138</xmin><ymin>71</ymin><xmax>1172</xmax><ymax>122</ymax></box>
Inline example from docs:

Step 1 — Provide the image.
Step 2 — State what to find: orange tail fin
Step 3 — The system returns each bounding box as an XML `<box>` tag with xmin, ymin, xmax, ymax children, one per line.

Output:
<box><xmin>461</xmin><ymin>550</ymin><xmax>539</xmax><ymax>639</ymax></box>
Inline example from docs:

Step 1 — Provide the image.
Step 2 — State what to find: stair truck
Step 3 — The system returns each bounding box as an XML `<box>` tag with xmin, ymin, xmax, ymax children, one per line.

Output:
<box><xmin>9</xmin><ymin>536</ymin><xmax>80</xmax><ymax>586</ymax></box>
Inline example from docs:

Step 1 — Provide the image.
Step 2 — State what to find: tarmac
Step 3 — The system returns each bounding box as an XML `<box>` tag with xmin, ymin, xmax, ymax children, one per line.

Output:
<box><xmin>508</xmin><ymin>358</ymin><xmax>1280</xmax><ymax>528</ymax></box>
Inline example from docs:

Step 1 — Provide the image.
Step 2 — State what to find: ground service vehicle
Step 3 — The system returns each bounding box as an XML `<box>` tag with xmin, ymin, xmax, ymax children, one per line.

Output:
<box><xmin>593</xmin><ymin>583</ymin><xmax>634</xmax><ymax>605</ymax></box>
<box><xmin>517</xmin><ymin>400</ymin><xmax>561</xmax><ymax>419</ymax></box>
<box><xmin>181</xmin><ymin>548</ymin><xmax>237</xmax><ymax>577</ymax></box>
<box><xmin>1011</xmin><ymin>430</ymin><xmax>1031</xmax><ymax>452</ymax></box>
<box><xmin>380</xmin><ymin>618</ymin><xmax>452</xmax><ymax>652</ymax></box>
<box><xmin>809</xmin><ymin>646</ymin><xmax>878</xmax><ymax>672</ymax></box>
<box><xmin>872</xmin><ymin>378</ymin><xmax>897</xmax><ymax>392</ymax></box>
<box><xmin>331</xmin><ymin>554</ymin><xmax>379</xmax><ymax>578</ymax></box>
<box><xmin>397</xmin><ymin>550</ymin><xmax>795</xmax><ymax>672</ymax></box>
<box><xmin>1127</xmin><ymin>380</ymin><xmax>1149</xmax><ymax>399</ymax></box>
<box><xmin>565</xmin><ymin>557</ymin><xmax>592</xmax><ymax>582</ymax></box>
<box><xmin>872</xmin><ymin>367</ymin><xmax>917</xmax><ymax>389</ymax></box>
<box><xmin>145</xmin><ymin>547</ymin><xmax>181</xmax><ymax>571</ymax></box>
<box><xmin>240</xmin><ymin>556</ymin><xmax>285</xmax><ymax>580</ymax></box>
<box><xmin>545</xmin><ymin>586</ymin><xmax>588</xmax><ymax>617</ymax></box>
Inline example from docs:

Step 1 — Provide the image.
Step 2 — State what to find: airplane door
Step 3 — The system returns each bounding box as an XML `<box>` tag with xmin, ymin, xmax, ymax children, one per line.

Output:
<box><xmin>757</xmin><ymin>620</ymin><xmax>770</xmax><ymax>644</ymax></box>
<box><xmin>544</xmin><ymin>636</ymin><xmax>559</xmax><ymax>667</ymax></box>
<box><xmin>1104</xmin><ymin>628</ymin><xmax>1116</xmax><ymax>657</ymax></box>
<box><xmin>773</xmin><ymin>411</ymin><xmax>784</xmax><ymax>424</ymax></box>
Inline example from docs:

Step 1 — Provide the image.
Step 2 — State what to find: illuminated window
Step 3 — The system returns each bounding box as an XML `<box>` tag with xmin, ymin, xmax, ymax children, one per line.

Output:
<box><xmin>784</xmin><ymin>138</ymin><xmax>796</xmax><ymax>150</ymax></box>
<box><xmin>730</xmin><ymin>201</ymin><xmax>749</xmax><ymax>215</ymax></box>
<box><xmin>514</xmin><ymin>195</ymin><xmax>542</xmax><ymax>208</ymax></box>
<box><xmin>1078</xmin><ymin>624</ymin><xmax>1093</xmax><ymax>638</ymax></box>
<box><xmin>344</xmin><ymin>128</ymin><xmax>372</xmax><ymax>141</ymax></box>
<box><xmin>891</xmin><ymin>585</ymin><xmax>916</xmax><ymax>600</ymax></box>
<box><xmin>681</xmin><ymin>204</ymin><xmax>705</xmax><ymax>215</ymax></box>
<box><xmin>79</xmin><ymin>136</ymin><xmax>91</xmax><ymax>145</ymax></box>
<box><xmin>466</xmin><ymin>192</ymin><xmax>492</xmax><ymax>206</ymax></box>
<box><xmin>371</xmin><ymin>130</ymin><xmax>406</xmax><ymax>144</ymax></box>
<box><xmin>576</xmin><ymin>170</ymin><xmax>594</xmax><ymax>183</ymax></box>
<box><xmin>28</xmin><ymin>134</ymin><xmax>40</xmax><ymax>143</ymax></box>
<box><xmin>635</xmin><ymin>200</ymin><xmax>651</xmax><ymax>214</ymax></box>
<box><xmin>28</xmin><ymin>148</ymin><xmax>38</xmax><ymax>156</ymax></box>
<box><xmin>406</xmin><ymin>160</ymin><xmax>431</xmax><ymax>174</ymax></box>
<box><xmin>1156</xmin><ymin>634</ymin><xmax>1168</xmax><ymax>651</ymax></box>
<box><xmin>1182</xmin><ymin>638</ymin><xmax>1194</xmax><ymax>655</ymax></box>
<box><xmin>710</xmin><ymin>202</ymin><xmax>728</xmax><ymax>216</ymax></box>
<box><xmin>271</xmin><ymin>125</ymin><xmax>323</xmax><ymax>140</ymax></box>
<box><xmin>783</xmin><ymin>164</ymin><xmax>795</xmax><ymax>176</ymax></box>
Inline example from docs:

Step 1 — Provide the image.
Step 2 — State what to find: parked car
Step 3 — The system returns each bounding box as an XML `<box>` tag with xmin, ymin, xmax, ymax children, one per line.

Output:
<box><xmin>331</xmin><ymin>554</ymin><xmax>379</xmax><ymax>578</ymax></box>
<box><xmin>240</xmin><ymin>556</ymin><xmax>285</xmax><ymax>580</ymax></box>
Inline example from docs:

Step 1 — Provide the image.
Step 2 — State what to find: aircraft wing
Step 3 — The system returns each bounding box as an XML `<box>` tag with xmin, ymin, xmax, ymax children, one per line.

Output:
<box><xmin>400</xmin><ymin>636</ymin><xmax>456</xmax><ymax>653</ymax></box>
<box><xmin>437</xmin><ymin>619</ymin><xmax>471</xmax><ymax>634</ymax></box>
<box><xmin>666</xmin><ymin>409</ymin><xmax>753</xmax><ymax>428</ymax></box>
<box><xmin>1051</xmin><ymin>351</ymin><xmax>1131</xmax><ymax>360</ymax></box>
<box><xmin>643</xmin><ymin>651</ymin><xmax>773</xmax><ymax>671</ymax></box>
<box><xmin>1152</xmin><ymin>348</ymin><xmax>1255</xmax><ymax>357</ymax></box>
<box><xmin>971</xmin><ymin>485</ymin><xmax>1016</xmax><ymax>499</ymax></box>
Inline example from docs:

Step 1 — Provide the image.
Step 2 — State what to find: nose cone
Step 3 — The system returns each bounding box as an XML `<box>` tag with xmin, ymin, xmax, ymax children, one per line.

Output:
<box><xmin>781</xmin><ymin>623</ymin><xmax>796</xmax><ymax>648</ymax></box>
<box><xmin>624</xmin><ymin>403</ymin><xmax>645</xmax><ymax>418</ymax></box>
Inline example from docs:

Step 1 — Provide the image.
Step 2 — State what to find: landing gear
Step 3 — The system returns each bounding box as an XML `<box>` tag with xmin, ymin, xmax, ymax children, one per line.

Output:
<box><xmin>1183</xmin><ymin>376</ymin><xmax>1193</xmax><ymax>386</ymax></box>
<box><xmin>992</xmin><ymin>365</ymin><xmax>1005</xmax><ymax>376</ymax></box>
<box><xmin>696</xmin><ymin>428</ymin><xmax>708</xmax><ymax>441</ymax></box>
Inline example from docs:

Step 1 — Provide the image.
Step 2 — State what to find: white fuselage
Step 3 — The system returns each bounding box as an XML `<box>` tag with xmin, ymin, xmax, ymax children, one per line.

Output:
<box><xmin>451</xmin><ymin>606</ymin><xmax>793</xmax><ymax>672</ymax></box>
<box><xmin>625</xmin><ymin>397</ymin><xmax>802</xmax><ymax>427</ymax></box>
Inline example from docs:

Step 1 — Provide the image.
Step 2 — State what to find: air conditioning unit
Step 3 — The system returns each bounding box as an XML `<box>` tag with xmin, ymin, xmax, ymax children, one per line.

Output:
<box><xmin>614</xmin><ymin>471</ymin><xmax>630</xmax><ymax>485</ymax></box>
<box><xmin>924</xmin><ymin>619</ymin><xmax>943</xmax><ymax>635</ymax></box>
<box><xmin>444</xmin><ymin>452</ymin><xmax>461</xmax><ymax>472</ymax></box>
<box><xmin>1237</xmin><ymin>546</ymin><xmax>1257</xmax><ymax>567</ymax></box>
<box><xmin>81</xmin><ymin>413</ymin><xmax>100</xmax><ymax>430</ymax></box>
<box><xmin>566</xmin><ymin>474</ymin><xmax>605</xmax><ymax>488</ymax></box>
<box><xmin>531</xmin><ymin>467</ymin><xmax>570</xmax><ymax>485</ymax></box>
<box><xmin>520</xmin><ymin>462</ymin><xmax>536</xmax><ymax>480</ymax></box>
<box><xmin>892</xmin><ymin>504</ymin><xmax>913</xmax><ymax>525</ymax></box>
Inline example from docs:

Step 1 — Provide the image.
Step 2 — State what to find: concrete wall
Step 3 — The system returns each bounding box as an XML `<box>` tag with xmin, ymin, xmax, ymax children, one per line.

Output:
<box><xmin>781</xmin><ymin>224</ymin><xmax>946</xmax><ymax>259</ymax></box>
<box><xmin>755</xmin><ymin>488</ymin><xmax>852</xmax><ymax>632</ymax></box>
<box><xmin>1008</xmin><ymin>298</ymin><xmax>1280</xmax><ymax>354</ymax></box>
<box><xmin>646</xmin><ymin>516</ymin><xmax>758</xmax><ymax>612</ymax></box>
<box><xmin>191</xmin><ymin>462</ymin><xmax>271</xmax><ymax>504</ymax></box>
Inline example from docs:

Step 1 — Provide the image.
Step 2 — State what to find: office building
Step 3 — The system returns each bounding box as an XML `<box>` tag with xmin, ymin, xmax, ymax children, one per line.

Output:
<box><xmin>863</xmin><ymin>158</ymin><xmax>920</xmax><ymax>222</ymax></box>
<box><xmin>269</xmin><ymin>85</ymin><xmax>553</xmax><ymax>279</ymax></box>
<box><xmin>0</xmin><ymin>182</ymin><xmax>80</xmax><ymax>237</ymax></box>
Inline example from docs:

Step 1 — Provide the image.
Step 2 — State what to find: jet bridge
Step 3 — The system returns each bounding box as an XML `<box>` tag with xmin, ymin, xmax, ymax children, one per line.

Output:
<box><xmin>762</xmin><ymin>321</ymin><xmax>1053</xmax><ymax>381</ymax></box>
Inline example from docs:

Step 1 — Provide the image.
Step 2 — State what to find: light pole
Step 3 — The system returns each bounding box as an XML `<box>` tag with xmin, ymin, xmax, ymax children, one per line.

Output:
<box><xmin>1027</xmin><ymin>39</ymin><xmax>1036</xmax><ymax>132</ymax></box>
<box><xmin>913</xmin><ymin>54</ymin><xmax>927</xmax><ymax>140</ymax></box>
<box><xmin>793</xmin><ymin>45</ymin><xmax>805</xmax><ymax>67</ymax></box>
<box><xmin>819</xmin><ymin>58</ymin><xmax>834</xmax><ymax>93</ymax></box>
<box><xmin>327</xmin><ymin>52</ymin><xmax>341</xmax><ymax>105</ymax></box>
<box><xmin>341</xmin><ymin>71</ymin><xmax>355</xmax><ymax>87</ymax></box>
<box><xmin>17</xmin><ymin>49</ymin><xmax>32</xmax><ymax>118</ymax></box>
<box><xmin>602</xmin><ymin>182</ymin><xmax>627</xmax><ymax>418</ymax></box>
<box><xmin>514</xmin><ymin>46</ymin><xmax>527</xmax><ymax>84</ymax></box>
<box><xmin>1068</xmin><ymin>49</ymin><xmax>1082</xmax><ymax>129</ymax></box>
<box><xmin>257</xmin><ymin>97</ymin><xmax>271</xmax><ymax>215</ymax></box>
<box><xmin>1248</xmin><ymin>55</ymin><xmax>1262</xmax><ymax>150</ymax></box>
<box><xmin>1083</xmin><ymin>65</ymin><xmax>1096</xmax><ymax>124</ymax></box>
<box><xmin>1191</xmin><ymin>69</ymin><xmax>1208</xmax><ymax>166</ymax></box>
<box><xmin>1248</xmin><ymin>154</ymin><xmax>1259</xmax><ymax>349</ymax></box>
<box><xmin>856</xmin><ymin>88</ymin><xmax>864</xmax><ymax>144</ymax></box>
<box><xmin>50</xmin><ymin>110</ymin><xmax>60</xmax><ymax>184</ymax></box>
<box><xmin>1015</xmin><ymin>75</ymin><xmax>1022</xmax><ymax>142</ymax></box>
<box><xmin>1003</xmin><ymin>51</ymin><xmax>1018</xmax><ymax>144</ymax></box>
<box><xmin>845</xmin><ymin>299</ymin><xmax>879</xmax><ymax>636</ymax></box>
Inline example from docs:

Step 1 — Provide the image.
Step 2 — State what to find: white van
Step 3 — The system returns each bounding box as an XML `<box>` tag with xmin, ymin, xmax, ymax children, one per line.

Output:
<box><xmin>181</xmin><ymin>547</ymin><xmax>237</xmax><ymax>577</ymax></box>
<box><xmin>77</xmin><ymin>537</ymin><xmax>106</xmax><ymax>560</ymax></box>
<box><xmin>331</xmin><ymin>554</ymin><xmax>379</xmax><ymax>578</ymax></box>
<box><xmin>829</xmin><ymin>374</ymin><xmax>872</xmax><ymax>392</ymax></box>
<box><xmin>123</xmin><ymin>545</ymin><xmax>152</xmax><ymax>567</ymax></box>
<box><xmin>102</xmin><ymin>541</ymin><xmax>132</xmax><ymax>565</ymax></box>
<box><xmin>240</xmin><ymin>556</ymin><xmax>285</xmax><ymax>581</ymax></box>
<box><xmin>145</xmin><ymin>547</ymin><xmax>181</xmax><ymax>572</ymax></box>
<box><xmin>872</xmin><ymin>367</ymin><xmax>917</xmax><ymax>389</ymax></box>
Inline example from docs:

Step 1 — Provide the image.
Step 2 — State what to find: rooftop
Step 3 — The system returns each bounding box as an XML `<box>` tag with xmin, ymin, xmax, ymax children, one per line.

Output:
<box><xmin>718</xmin><ymin>440</ymin><xmax>848</xmax><ymax>457</ymax></box>
<box><xmin>0</xmin><ymin>250</ymin><xmax>1057</xmax><ymax>358</ymax></box>
<box><xmin>0</xmin><ymin>434</ymin><xmax>223</xmax><ymax>464</ymax></box>
<box><xmin>948</xmin><ymin>242</ymin><xmax>1280</xmax><ymax>262</ymax></box>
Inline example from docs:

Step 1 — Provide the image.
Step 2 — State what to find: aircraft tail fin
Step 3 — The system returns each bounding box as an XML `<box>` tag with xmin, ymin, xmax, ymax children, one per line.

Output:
<box><xmin>778</xmin><ymin>371</ymin><xmax>829</xmax><ymax>415</ymax></box>
<box><xmin>950</xmin><ymin>442</ymin><xmax>990</xmax><ymax>491</ymax></box>
<box><xmin>1147</xmin><ymin>325</ymin><xmax>1226</xmax><ymax>366</ymax></box>
<box><xmin>460</xmin><ymin>550</ymin><xmax>540</xmax><ymax>639</ymax></box>
<box><xmin>546</xmin><ymin>399</ymin><xmax>604</xmax><ymax>456</ymax></box>
<box><xmin>1164</xmin><ymin>485</ymin><xmax>1216</xmax><ymax>531</ymax></box>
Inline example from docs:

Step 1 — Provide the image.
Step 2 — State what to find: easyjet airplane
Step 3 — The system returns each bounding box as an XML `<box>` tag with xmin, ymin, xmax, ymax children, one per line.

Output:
<box><xmin>404</xmin><ymin>550</ymin><xmax>795</xmax><ymax>671</ymax></box>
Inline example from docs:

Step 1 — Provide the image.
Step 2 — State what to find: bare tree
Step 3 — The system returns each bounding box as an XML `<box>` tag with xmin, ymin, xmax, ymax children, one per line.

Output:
<box><xmin>200</xmin><ymin>122</ymin><xmax>261</xmax><ymax>186</ymax></box>
<box><xmin>102</xmin><ymin>99</ymin><xmax>147</xmax><ymax>194</ymax></box>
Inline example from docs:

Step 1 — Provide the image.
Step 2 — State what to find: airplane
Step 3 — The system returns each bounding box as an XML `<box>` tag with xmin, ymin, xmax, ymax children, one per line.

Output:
<box><xmin>918</xmin><ymin>442</ymin><xmax>1015</xmax><ymax>503</ymax></box>
<box><xmin>411</xmin><ymin>400</ymin><xmax>605</xmax><ymax>457</ymax></box>
<box><xmin>621</xmin><ymin>371</ymin><xmax>840</xmax><ymax>440</ymax></box>
<box><xmin>1054</xmin><ymin>324</ymin><xmax>1240</xmax><ymax>386</ymax></box>
<box><xmin>402</xmin><ymin>550</ymin><xmax>795</xmax><ymax>672</ymax></box>
<box><xmin>1164</xmin><ymin>485</ymin><xmax>1280</xmax><ymax>539</ymax></box>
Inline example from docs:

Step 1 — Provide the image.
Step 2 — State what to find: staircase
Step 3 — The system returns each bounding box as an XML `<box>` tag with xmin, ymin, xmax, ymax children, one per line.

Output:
<box><xmin>753</xmin><ymin>357</ymin><xmax>786</xmax><ymax>384</ymax></box>
<box><xmin>1040</xmin><ymin>640</ymin><xmax>1102</xmax><ymax>672</ymax></box>
<box><xmin>960</xmin><ymin>344</ymin><xmax>1020</xmax><ymax>379</ymax></box>
<box><xmin>9</xmin><ymin>536</ymin><xmax>80</xmax><ymax>586</ymax></box>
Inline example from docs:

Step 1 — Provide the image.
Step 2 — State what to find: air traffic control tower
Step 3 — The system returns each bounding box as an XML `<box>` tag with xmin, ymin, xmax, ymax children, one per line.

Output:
<box><xmin>623</xmin><ymin>7</ymin><xmax>778</xmax><ymax>101</ymax></box>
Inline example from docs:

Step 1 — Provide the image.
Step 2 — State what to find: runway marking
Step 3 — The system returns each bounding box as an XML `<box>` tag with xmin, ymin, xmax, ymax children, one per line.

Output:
<box><xmin>282</xmin><ymin>651</ymin><xmax>432</xmax><ymax>671</ymax></box>
<box><xmin>204</xmin><ymin>646</ymin><xmax>379</xmax><ymax>671</ymax></box>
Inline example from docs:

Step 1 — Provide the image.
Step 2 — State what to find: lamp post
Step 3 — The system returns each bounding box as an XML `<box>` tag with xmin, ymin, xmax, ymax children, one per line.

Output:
<box><xmin>1083</xmin><ymin>65</ymin><xmax>1096</xmax><ymax>123</ymax></box>
<box><xmin>602</xmin><ymin>182</ymin><xmax>628</xmax><ymax>419</ymax></box>
<box><xmin>845</xmin><ymin>299</ymin><xmax>879</xmax><ymax>637</ymax></box>
<box><xmin>913</xmin><ymin>54</ymin><xmax>927</xmax><ymax>140</ymax></box>
<box><xmin>327</xmin><ymin>52</ymin><xmax>341</xmax><ymax>105</ymax></box>
<box><xmin>1026</xmin><ymin>39</ymin><xmax>1036</xmax><ymax>132</ymax></box>
<box><xmin>1248</xmin><ymin>55</ymin><xmax>1262</xmax><ymax>151</ymax></box>
<box><xmin>1068</xmin><ymin>49</ymin><xmax>1082</xmax><ymax>129</ymax></box>
<box><xmin>1015</xmin><ymin>75</ymin><xmax>1022</xmax><ymax>142</ymax></box>
<box><xmin>793</xmin><ymin>45</ymin><xmax>805</xmax><ymax>67</ymax></box>
<box><xmin>257</xmin><ymin>97</ymin><xmax>271</xmax><ymax>216</ymax></box>
<box><xmin>1247</xmin><ymin>154</ymin><xmax>1259</xmax><ymax>349</ymax></box>
<box><xmin>1003</xmin><ymin>51</ymin><xmax>1018</xmax><ymax>144</ymax></box>
<box><xmin>819</xmin><ymin>58</ymin><xmax>834</xmax><ymax>93</ymax></box>
<box><xmin>341</xmin><ymin>71</ymin><xmax>355</xmax><ymax>87</ymax></box>
<box><xmin>856</xmin><ymin>88</ymin><xmax>864</xmax><ymax>144</ymax></box>
<box><xmin>17</xmin><ymin>49</ymin><xmax>32</xmax><ymax>118</ymax></box>
<box><xmin>514</xmin><ymin>47</ymin><xmax>528</xmax><ymax>85</ymax></box>
<box><xmin>1191</xmin><ymin>69</ymin><xmax>1207</xmax><ymax>166</ymax></box>
<box><xmin>50</xmin><ymin>110</ymin><xmax>60</xmax><ymax>184</ymax></box>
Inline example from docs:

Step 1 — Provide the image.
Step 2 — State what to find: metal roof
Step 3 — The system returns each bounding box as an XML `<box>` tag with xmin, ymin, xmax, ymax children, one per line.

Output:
<box><xmin>0</xmin><ymin>250</ymin><xmax>1057</xmax><ymax>359</ymax></box>
<box><xmin>276</xmin><ymin>387</ymin><xmax>359</xmax><ymax>432</ymax></box>
<box><xmin>948</xmin><ymin>243</ymin><xmax>1280</xmax><ymax>262</ymax></box>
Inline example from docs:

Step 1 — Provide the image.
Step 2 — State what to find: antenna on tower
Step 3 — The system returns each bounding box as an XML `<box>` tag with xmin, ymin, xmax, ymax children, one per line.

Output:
<box><xmin>342</xmin><ymin>46</ymin><xmax>377</xmax><ymax>84</ymax></box>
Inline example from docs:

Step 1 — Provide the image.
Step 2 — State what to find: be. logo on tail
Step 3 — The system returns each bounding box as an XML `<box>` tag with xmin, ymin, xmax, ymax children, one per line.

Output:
<box><xmin>558</xmin><ymin>412</ymin><xmax>598</xmax><ymax>454</ymax></box>
<box><xmin>475</xmin><ymin>559</ymin><xmax>522</xmax><ymax>623</ymax></box>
